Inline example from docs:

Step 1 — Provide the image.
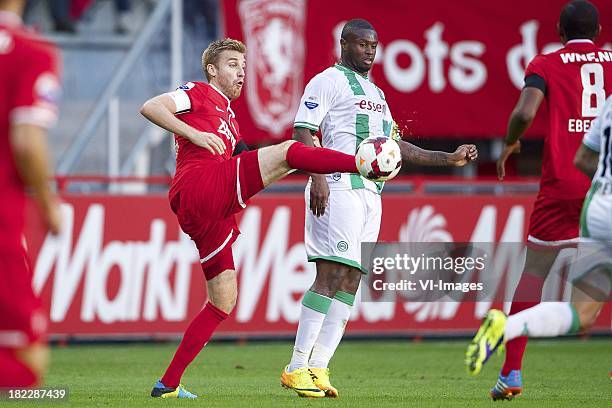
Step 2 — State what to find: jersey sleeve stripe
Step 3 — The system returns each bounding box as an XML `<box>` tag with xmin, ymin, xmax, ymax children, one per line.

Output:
<box><xmin>9</xmin><ymin>106</ymin><xmax>58</xmax><ymax>128</ymax></box>
<box><xmin>167</xmin><ymin>90</ymin><xmax>191</xmax><ymax>113</ymax></box>
<box><xmin>582</xmin><ymin>139</ymin><xmax>600</xmax><ymax>153</ymax></box>
<box><xmin>0</xmin><ymin>330</ymin><xmax>29</xmax><ymax>348</ymax></box>
<box><xmin>294</xmin><ymin>121</ymin><xmax>318</xmax><ymax>131</ymax></box>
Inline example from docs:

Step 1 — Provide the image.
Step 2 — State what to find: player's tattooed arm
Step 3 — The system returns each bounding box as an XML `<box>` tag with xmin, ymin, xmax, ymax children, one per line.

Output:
<box><xmin>399</xmin><ymin>141</ymin><xmax>448</xmax><ymax>165</ymax></box>
<box><xmin>398</xmin><ymin>141</ymin><xmax>478</xmax><ymax>167</ymax></box>
<box><xmin>574</xmin><ymin>144</ymin><xmax>599</xmax><ymax>178</ymax></box>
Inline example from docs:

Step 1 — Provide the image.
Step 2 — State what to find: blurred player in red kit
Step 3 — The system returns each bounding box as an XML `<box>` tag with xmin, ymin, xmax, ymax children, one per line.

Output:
<box><xmin>140</xmin><ymin>38</ymin><xmax>361</xmax><ymax>398</ymax></box>
<box><xmin>0</xmin><ymin>0</ymin><xmax>63</xmax><ymax>389</ymax></box>
<box><xmin>473</xmin><ymin>0</ymin><xmax>612</xmax><ymax>400</ymax></box>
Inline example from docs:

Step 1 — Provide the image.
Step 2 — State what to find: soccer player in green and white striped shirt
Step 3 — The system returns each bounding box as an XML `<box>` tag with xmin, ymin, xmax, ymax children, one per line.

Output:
<box><xmin>280</xmin><ymin>18</ymin><xmax>478</xmax><ymax>398</ymax></box>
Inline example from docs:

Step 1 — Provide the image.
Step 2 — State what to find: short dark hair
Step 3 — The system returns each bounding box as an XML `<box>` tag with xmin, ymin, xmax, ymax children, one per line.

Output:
<box><xmin>341</xmin><ymin>19</ymin><xmax>375</xmax><ymax>40</ymax></box>
<box><xmin>559</xmin><ymin>0</ymin><xmax>599</xmax><ymax>40</ymax></box>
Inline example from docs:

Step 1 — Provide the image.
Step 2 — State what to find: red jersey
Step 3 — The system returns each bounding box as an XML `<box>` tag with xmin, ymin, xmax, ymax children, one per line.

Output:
<box><xmin>168</xmin><ymin>81</ymin><xmax>242</xmax><ymax>200</ymax></box>
<box><xmin>525</xmin><ymin>40</ymin><xmax>612</xmax><ymax>199</ymax></box>
<box><xmin>164</xmin><ymin>81</ymin><xmax>263</xmax><ymax>276</ymax></box>
<box><xmin>0</xmin><ymin>11</ymin><xmax>61</xmax><ymax>252</ymax></box>
<box><xmin>173</xmin><ymin>82</ymin><xmax>241</xmax><ymax>165</ymax></box>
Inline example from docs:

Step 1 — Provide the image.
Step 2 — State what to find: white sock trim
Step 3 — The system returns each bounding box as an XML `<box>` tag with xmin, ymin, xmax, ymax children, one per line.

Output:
<box><xmin>308</xmin><ymin>298</ymin><xmax>352</xmax><ymax>368</ymax></box>
<box><xmin>288</xmin><ymin>304</ymin><xmax>327</xmax><ymax>372</ymax></box>
<box><xmin>504</xmin><ymin>302</ymin><xmax>573</xmax><ymax>341</ymax></box>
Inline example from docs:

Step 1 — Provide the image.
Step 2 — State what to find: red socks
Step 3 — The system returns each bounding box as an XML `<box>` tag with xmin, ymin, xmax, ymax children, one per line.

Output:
<box><xmin>286</xmin><ymin>142</ymin><xmax>357</xmax><ymax>174</ymax></box>
<box><xmin>501</xmin><ymin>301</ymin><xmax>538</xmax><ymax>375</ymax></box>
<box><xmin>161</xmin><ymin>302</ymin><xmax>228</xmax><ymax>388</ymax></box>
<box><xmin>501</xmin><ymin>271</ymin><xmax>545</xmax><ymax>376</ymax></box>
<box><xmin>0</xmin><ymin>349</ymin><xmax>37</xmax><ymax>387</ymax></box>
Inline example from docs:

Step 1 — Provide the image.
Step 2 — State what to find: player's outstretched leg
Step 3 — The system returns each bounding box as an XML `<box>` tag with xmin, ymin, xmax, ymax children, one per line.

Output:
<box><xmin>467</xmin><ymin>301</ymin><xmax>592</xmax><ymax>399</ymax></box>
<box><xmin>465</xmin><ymin>309</ymin><xmax>507</xmax><ymax>376</ymax></box>
<box><xmin>467</xmin><ymin>302</ymin><xmax>581</xmax><ymax>378</ymax></box>
<box><xmin>237</xmin><ymin>141</ymin><xmax>358</xmax><ymax>207</ymax></box>
<box><xmin>256</xmin><ymin>141</ymin><xmax>357</xmax><ymax>189</ymax></box>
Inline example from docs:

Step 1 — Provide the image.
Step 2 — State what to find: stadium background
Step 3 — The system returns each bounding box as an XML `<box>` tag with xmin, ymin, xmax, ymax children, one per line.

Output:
<box><xmin>24</xmin><ymin>0</ymin><xmax>611</xmax><ymax>340</ymax></box>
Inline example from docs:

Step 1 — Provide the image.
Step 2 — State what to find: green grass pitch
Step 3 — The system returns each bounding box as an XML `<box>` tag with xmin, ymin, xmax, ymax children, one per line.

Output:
<box><xmin>19</xmin><ymin>339</ymin><xmax>612</xmax><ymax>407</ymax></box>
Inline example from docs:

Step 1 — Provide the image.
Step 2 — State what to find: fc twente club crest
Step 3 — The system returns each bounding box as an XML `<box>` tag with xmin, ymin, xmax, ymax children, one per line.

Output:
<box><xmin>238</xmin><ymin>0</ymin><xmax>306</xmax><ymax>137</ymax></box>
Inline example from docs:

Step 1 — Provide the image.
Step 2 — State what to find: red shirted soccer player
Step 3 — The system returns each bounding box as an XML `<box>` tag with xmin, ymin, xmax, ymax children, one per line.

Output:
<box><xmin>140</xmin><ymin>38</ymin><xmax>362</xmax><ymax>399</ymax></box>
<box><xmin>474</xmin><ymin>0</ymin><xmax>611</xmax><ymax>400</ymax></box>
<box><xmin>0</xmin><ymin>0</ymin><xmax>63</xmax><ymax>389</ymax></box>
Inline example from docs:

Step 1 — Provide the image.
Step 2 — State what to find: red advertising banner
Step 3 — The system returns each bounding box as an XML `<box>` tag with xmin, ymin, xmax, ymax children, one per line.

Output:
<box><xmin>222</xmin><ymin>0</ymin><xmax>612</xmax><ymax>143</ymax></box>
<box><xmin>24</xmin><ymin>193</ymin><xmax>610</xmax><ymax>339</ymax></box>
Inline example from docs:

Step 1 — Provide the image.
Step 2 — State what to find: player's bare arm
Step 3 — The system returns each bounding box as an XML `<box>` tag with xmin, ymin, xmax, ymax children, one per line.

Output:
<box><xmin>139</xmin><ymin>93</ymin><xmax>226</xmax><ymax>155</ymax></box>
<box><xmin>10</xmin><ymin>123</ymin><xmax>61</xmax><ymax>234</ymax></box>
<box><xmin>497</xmin><ymin>87</ymin><xmax>545</xmax><ymax>180</ymax></box>
<box><xmin>574</xmin><ymin>144</ymin><xmax>599</xmax><ymax>178</ymax></box>
<box><xmin>293</xmin><ymin>126</ymin><xmax>321</xmax><ymax>148</ymax></box>
<box><xmin>398</xmin><ymin>140</ymin><xmax>478</xmax><ymax>166</ymax></box>
<box><xmin>293</xmin><ymin>126</ymin><xmax>328</xmax><ymax>217</ymax></box>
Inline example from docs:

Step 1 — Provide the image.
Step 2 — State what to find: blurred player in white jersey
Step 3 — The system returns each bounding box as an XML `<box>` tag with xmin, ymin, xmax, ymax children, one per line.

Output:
<box><xmin>466</xmin><ymin>95</ymin><xmax>612</xmax><ymax>393</ymax></box>
<box><xmin>281</xmin><ymin>18</ymin><xmax>478</xmax><ymax>398</ymax></box>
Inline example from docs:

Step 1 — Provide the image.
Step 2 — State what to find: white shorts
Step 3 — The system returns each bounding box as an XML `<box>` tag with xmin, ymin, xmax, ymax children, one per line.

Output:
<box><xmin>581</xmin><ymin>187</ymin><xmax>612</xmax><ymax>242</ymax></box>
<box><xmin>304</xmin><ymin>187</ymin><xmax>381</xmax><ymax>273</ymax></box>
<box><xmin>570</xmin><ymin>189</ymin><xmax>612</xmax><ymax>297</ymax></box>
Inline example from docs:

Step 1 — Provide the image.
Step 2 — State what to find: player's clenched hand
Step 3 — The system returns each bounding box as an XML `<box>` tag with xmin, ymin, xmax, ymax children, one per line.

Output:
<box><xmin>496</xmin><ymin>141</ymin><xmax>521</xmax><ymax>181</ymax></box>
<box><xmin>310</xmin><ymin>175</ymin><xmax>329</xmax><ymax>217</ymax></box>
<box><xmin>42</xmin><ymin>197</ymin><xmax>63</xmax><ymax>235</ymax></box>
<box><xmin>189</xmin><ymin>131</ymin><xmax>226</xmax><ymax>155</ymax></box>
<box><xmin>449</xmin><ymin>144</ymin><xmax>478</xmax><ymax>166</ymax></box>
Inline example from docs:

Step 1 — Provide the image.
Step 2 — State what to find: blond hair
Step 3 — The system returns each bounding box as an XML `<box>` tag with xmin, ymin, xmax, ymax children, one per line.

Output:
<box><xmin>201</xmin><ymin>38</ymin><xmax>246</xmax><ymax>81</ymax></box>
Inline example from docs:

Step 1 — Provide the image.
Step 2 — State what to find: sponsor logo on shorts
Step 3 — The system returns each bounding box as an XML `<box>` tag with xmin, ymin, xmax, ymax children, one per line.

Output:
<box><xmin>337</xmin><ymin>241</ymin><xmax>349</xmax><ymax>252</ymax></box>
<box><xmin>331</xmin><ymin>172</ymin><xmax>341</xmax><ymax>181</ymax></box>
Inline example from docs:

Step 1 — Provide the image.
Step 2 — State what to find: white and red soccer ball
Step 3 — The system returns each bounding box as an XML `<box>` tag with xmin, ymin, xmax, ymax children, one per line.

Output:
<box><xmin>355</xmin><ymin>137</ymin><xmax>402</xmax><ymax>182</ymax></box>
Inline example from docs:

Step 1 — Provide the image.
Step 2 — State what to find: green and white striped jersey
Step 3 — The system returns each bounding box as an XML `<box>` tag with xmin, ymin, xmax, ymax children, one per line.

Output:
<box><xmin>583</xmin><ymin>95</ymin><xmax>612</xmax><ymax>185</ymax></box>
<box><xmin>294</xmin><ymin>64</ymin><xmax>397</xmax><ymax>194</ymax></box>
